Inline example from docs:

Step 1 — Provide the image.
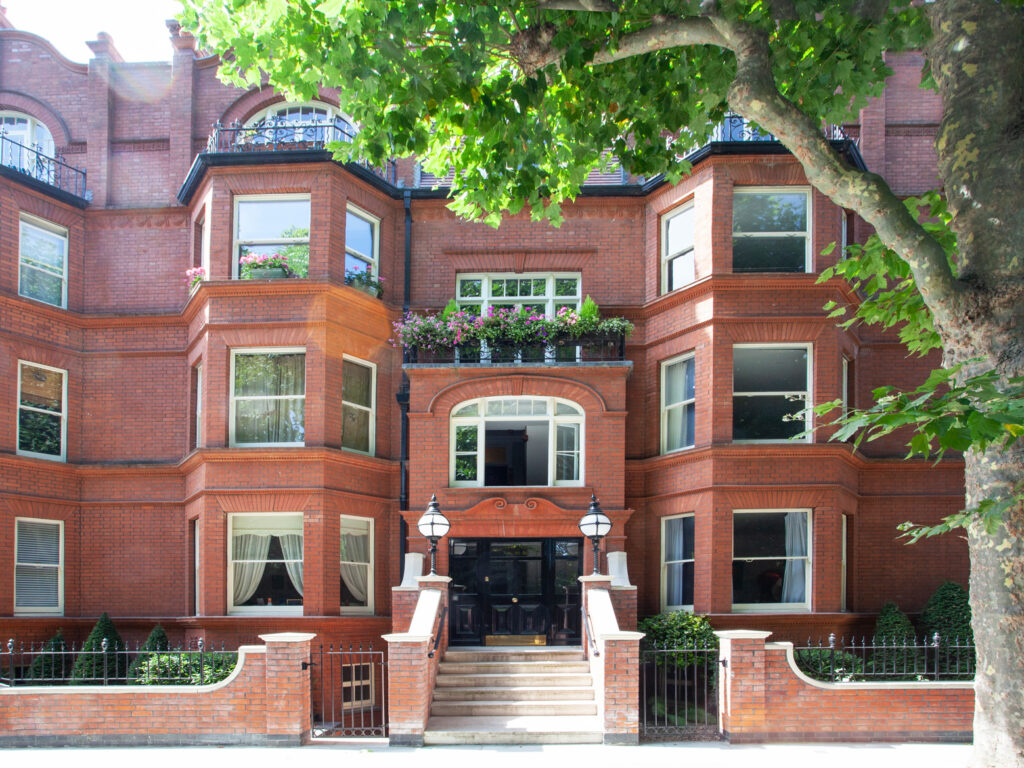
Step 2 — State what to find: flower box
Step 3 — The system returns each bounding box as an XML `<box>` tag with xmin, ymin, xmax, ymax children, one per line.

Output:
<box><xmin>247</xmin><ymin>266</ymin><xmax>290</xmax><ymax>279</ymax></box>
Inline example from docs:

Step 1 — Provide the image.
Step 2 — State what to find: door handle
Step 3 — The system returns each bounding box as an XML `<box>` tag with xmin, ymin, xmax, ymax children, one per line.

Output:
<box><xmin>512</xmin><ymin>597</ymin><xmax>518</xmax><ymax>603</ymax></box>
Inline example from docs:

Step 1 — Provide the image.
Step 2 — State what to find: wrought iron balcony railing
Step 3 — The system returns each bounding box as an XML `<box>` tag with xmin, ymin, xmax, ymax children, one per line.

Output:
<box><xmin>206</xmin><ymin>118</ymin><xmax>396</xmax><ymax>184</ymax></box>
<box><xmin>0</xmin><ymin>133</ymin><xmax>87</xmax><ymax>199</ymax></box>
<box><xmin>405</xmin><ymin>334</ymin><xmax>627</xmax><ymax>365</ymax></box>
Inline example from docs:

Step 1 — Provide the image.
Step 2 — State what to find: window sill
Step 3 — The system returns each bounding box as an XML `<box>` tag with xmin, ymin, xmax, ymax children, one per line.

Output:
<box><xmin>661</xmin><ymin>445</ymin><xmax>696</xmax><ymax>456</ymax></box>
<box><xmin>731</xmin><ymin>604</ymin><xmax>810</xmax><ymax>614</ymax></box>
<box><xmin>15</xmin><ymin>450</ymin><xmax>66</xmax><ymax>462</ymax></box>
<box><xmin>448</xmin><ymin>483</ymin><xmax>585</xmax><ymax>490</ymax></box>
<box><xmin>228</xmin><ymin>607</ymin><xmax>304</xmax><ymax>616</ymax></box>
<box><xmin>732</xmin><ymin>439</ymin><xmax>812</xmax><ymax>445</ymax></box>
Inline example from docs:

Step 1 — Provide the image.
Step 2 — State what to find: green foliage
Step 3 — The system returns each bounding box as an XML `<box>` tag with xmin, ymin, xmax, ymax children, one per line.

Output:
<box><xmin>127</xmin><ymin>624</ymin><xmax>170</xmax><ymax>681</ymax></box>
<box><xmin>179</xmin><ymin>0</ymin><xmax>929</xmax><ymax>226</ymax></box>
<box><xmin>578</xmin><ymin>295</ymin><xmax>599</xmax><ymax>327</ymax></box>
<box><xmin>439</xmin><ymin>298</ymin><xmax>460</xmax><ymax>321</ymax></box>
<box><xmin>130</xmin><ymin>652</ymin><xmax>238</xmax><ymax>686</ymax></box>
<box><xmin>70</xmin><ymin>613</ymin><xmax>127</xmax><ymax>684</ymax></box>
<box><xmin>921</xmin><ymin>581</ymin><xmax>973</xmax><ymax>643</ymax></box>
<box><xmin>874</xmin><ymin>601</ymin><xmax>915</xmax><ymax>641</ymax></box>
<box><xmin>25</xmin><ymin>629</ymin><xmax>69</xmax><ymax>683</ymax></box>
<box><xmin>639</xmin><ymin>611</ymin><xmax>717</xmax><ymax>650</ymax></box>
<box><xmin>793</xmin><ymin>647</ymin><xmax>865</xmax><ymax>682</ymax></box>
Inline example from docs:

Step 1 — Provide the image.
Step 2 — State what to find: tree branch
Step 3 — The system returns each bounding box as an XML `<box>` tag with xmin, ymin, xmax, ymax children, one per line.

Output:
<box><xmin>707</xmin><ymin>14</ymin><xmax>963</xmax><ymax>324</ymax></box>
<box><xmin>535</xmin><ymin>0</ymin><xmax>618</xmax><ymax>10</ymax></box>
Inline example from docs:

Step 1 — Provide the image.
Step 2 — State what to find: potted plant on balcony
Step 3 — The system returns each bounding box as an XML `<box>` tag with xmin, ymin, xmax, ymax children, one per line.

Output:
<box><xmin>184</xmin><ymin>266</ymin><xmax>206</xmax><ymax>293</ymax></box>
<box><xmin>345</xmin><ymin>264</ymin><xmax>385</xmax><ymax>299</ymax></box>
<box><xmin>551</xmin><ymin>297</ymin><xmax>633</xmax><ymax>360</ymax></box>
<box><xmin>239</xmin><ymin>252</ymin><xmax>295</xmax><ymax>280</ymax></box>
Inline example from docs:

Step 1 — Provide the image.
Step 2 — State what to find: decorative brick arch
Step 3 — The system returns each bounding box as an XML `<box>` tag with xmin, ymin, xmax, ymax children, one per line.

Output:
<box><xmin>426</xmin><ymin>375</ymin><xmax>608</xmax><ymax>416</ymax></box>
<box><xmin>218</xmin><ymin>86</ymin><xmax>344</xmax><ymax>127</ymax></box>
<box><xmin>0</xmin><ymin>90</ymin><xmax>73</xmax><ymax>147</ymax></box>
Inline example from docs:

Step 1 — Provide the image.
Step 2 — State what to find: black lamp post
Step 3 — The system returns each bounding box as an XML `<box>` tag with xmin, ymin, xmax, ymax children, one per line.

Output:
<box><xmin>578</xmin><ymin>494</ymin><xmax>612</xmax><ymax>575</ymax></box>
<box><xmin>417</xmin><ymin>494</ymin><xmax>450</xmax><ymax>575</ymax></box>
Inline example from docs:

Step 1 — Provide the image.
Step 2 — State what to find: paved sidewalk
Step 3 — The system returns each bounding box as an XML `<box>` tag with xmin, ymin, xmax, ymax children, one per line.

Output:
<box><xmin>9</xmin><ymin>741</ymin><xmax>972</xmax><ymax>768</ymax></box>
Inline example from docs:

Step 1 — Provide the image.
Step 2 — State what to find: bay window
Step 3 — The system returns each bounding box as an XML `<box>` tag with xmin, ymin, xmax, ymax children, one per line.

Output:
<box><xmin>662</xmin><ymin>514</ymin><xmax>694</xmax><ymax>611</ymax></box>
<box><xmin>342</xmin><ymin>357</ymin><xmax>376</xmax><ymax>454</ymax></box>
<box><xmin>661</xmin><ymin>353</ymin><xmax>696</xmax><ymax>453</ymax></box>
<box><xmin>19</xmin><ymin>215</ymin><xmax>67</xmax><ymax>308</ymax></box>
<box><xmin>228</xmin><ymin>513</ymin><xmax>303</xmax><ymax>614</ymax></box>
<box><xmin>661</xmin><ymin>203</ymin><xmax>695</xmax><ymax>293</ymax></box>
<box><xmin>450</xmin><ymin>397</ymin><xmax>584</xmax><ymax>487</ymax></box>
<box><xmin>233</xmin><ymin>195</ymin><xmax>310</xmax><ymax>278</ymax></box>
<box><xmin>732</xmin><ymin>509</ymin><xmax>810</xmax><ymax>611</ymax></box>
<box><xmin>340</xmin><ymin>516</ymin><xmax>374</xmax><ymax>613</ymax></box>
<box><xmin>230</xmin><ymin>349</ymin><xmax>306</xmax><ymax>447</ymax></box>
<box><xmin>732</xmin><ymin>188</ymin><xmax>810</xmax><ymax>273</ymax></box>
<box><xmin>14</xmin><ymin>518</ymin><xmax>63</xmax><ymax>615</ymax></box>
<box><xmin>732</xmin><ymin>345</ymin><xmax>811</xmax><ymax>441</ymax></box>
<box><xmin>17</xmin><ymin>361</ymin><xmax>67</xmax><ymax>461</ymax></box>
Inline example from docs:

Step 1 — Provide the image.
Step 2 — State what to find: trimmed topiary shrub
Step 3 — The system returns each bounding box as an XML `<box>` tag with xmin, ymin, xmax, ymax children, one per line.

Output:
<box><xmin>871</xmin><ymin>602</ymin><xmax>925</xmax><ymax>678</ymax></box>
<box><xmin>25</xmin><ymin>629</ymin><xmax>69</xmax><ymax>684</ymax></box>
<box><xmin>69</xmin><ymin>613</ymin><xmax>127</xmax><ymax>684</ymax></box>
<box><xmin>921</xmin><ymin>581</ymin><xmax>975</xmax><ymax>676</ymax></box>
<box><xmin>131</xmin><ymin>652</ymin><xmax>237</xmax><ymax>686</ymax></box>
<box><xmin>127</xmin><ymin>624</ymin><xmax>170</xmax><ymax>681</ymax></box>
<box><xmin>921</xmin><ymin>581</ymin><xmax>973</xmax><ymax>642</ymax></box>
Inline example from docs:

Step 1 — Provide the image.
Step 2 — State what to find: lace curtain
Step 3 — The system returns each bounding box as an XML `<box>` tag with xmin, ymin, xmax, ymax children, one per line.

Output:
<box><xmin>232</xmin><ymin>533</ymin><xmax>271</xmax><ymax>605</ymax></box>
<box><xmin>340</xmin><ymin>533</ymin><xmax>369</xmax><ymax>604</ymax></box>
<box><xmin>781</xmin><ymin>511</ymin><xmax>807</xmax><ymax>603</ymax></box>
<box><xmin>280</xmin><ymin>533</ymin><xmax>304</xmax><ymax>596</ymax></box>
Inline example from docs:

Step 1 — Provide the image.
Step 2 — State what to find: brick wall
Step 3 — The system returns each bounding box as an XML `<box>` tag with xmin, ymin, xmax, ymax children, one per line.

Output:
<box><xmin>0</xmin><ymin>632</ymin><xmax>314</xmax><ymax>747</ymax></box>
<box><xmin>716</xmin><ymin>630</ymin><xmax>973</xmax><ymax>743</ymax></box>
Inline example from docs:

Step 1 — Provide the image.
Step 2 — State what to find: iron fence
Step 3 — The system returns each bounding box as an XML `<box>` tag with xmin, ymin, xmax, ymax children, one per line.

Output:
<box><xmin>640</xmin><ymin>640</ymin><xmax>720</xmax><ymax>741</ymax></box>
<box><xmin>794</xmin><ymin>633</ymin><xmax>976</xmax><ymax>682</ymax></box>
<box><xmin>1</xmin><ymin>637</ymin><xmax>236</xmax><ymax>687</ymax></box>
<box><xmin>0</xmin><ymin>133</ymin><xmax>88</xmax><ymax>198</ymax></box>
<box><xmin>310</xmin><ymin>643</ymin><xmax>387</xmax><ymax>738</ymax></box>
<box><xmin>206</xmin><ymin>119</ymin><xmax>397</xmax><ymax>184</ymax></box>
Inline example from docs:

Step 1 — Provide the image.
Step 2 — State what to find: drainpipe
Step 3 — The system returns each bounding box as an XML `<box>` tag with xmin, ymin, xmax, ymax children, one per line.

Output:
<box><xmin>397</xmin><ymin>190</ymin><xmax>413</xmax><ymax>579</ymax></box>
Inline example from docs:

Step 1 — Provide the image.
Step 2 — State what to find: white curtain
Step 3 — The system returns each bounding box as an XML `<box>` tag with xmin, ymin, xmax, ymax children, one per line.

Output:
<box><xmin>782</xmin><ymin>512</ymin><xmax>807</xmax><ymax>603</ymax></box>
<box><xmin>280</xmin><ymin>534</ymin><xmax>304</xmax><ymax>596</ymax></box>
<box><xmin>340</xmin><ymin>533</ymin><xmax>369</xmax><ymax>603</ymax></box>
<box><xmin>232</xmin><ymin>533</ymin><xmax>271</xmax><ymax>605</ymax></box>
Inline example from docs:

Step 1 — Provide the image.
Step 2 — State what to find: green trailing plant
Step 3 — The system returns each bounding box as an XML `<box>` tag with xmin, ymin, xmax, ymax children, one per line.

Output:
<box><xmin>127</xmin><ymin>624</ymin><xmax>170</xmax><ymax>681</ymax></box>
<box><xmin>70</xmin><ymin>612</ymin><xmax>127</xmax><ymax>684</ymax></box>
<box><xmin>25</xmin><ymin>629</ymin><xmax>69</xmax><ymax>684</ymax></box>
<box><xmin>131</xmin><ymin>652</ymin><xmax>238</xmax><ymax>686</ymax></box>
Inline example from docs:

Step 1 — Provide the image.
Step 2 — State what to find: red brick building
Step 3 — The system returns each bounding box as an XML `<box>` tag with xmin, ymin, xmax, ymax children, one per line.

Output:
<box><xmin>0</xmin><ymin>19</ymin><xmax>966</xmax><ymax>654</ymax></box>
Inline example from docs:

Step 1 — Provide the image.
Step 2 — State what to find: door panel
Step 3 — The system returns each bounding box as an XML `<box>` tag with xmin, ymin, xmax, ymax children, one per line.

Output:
<box><xmin>448</xmin><ymin>538</ymin><xmax>582</xmax><ymax>645</ymax></box>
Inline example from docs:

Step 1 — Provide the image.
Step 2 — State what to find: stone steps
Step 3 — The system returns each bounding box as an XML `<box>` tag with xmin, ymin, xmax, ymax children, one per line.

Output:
<box><xmin>424</xmin><ymin>646</ymin><xmax>602</xmax><ymax>745</ymax></box>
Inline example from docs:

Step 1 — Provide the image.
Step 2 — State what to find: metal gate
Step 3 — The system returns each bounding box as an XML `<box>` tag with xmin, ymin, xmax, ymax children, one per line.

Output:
<box><xmin>640</xmin><ymin>642</ymin><xmax>721</xmax><ymax>741</ymax></box>
<box><xmin>310</xmin><ymin>643</ymin><xmax>387</xmax><ymax>738</ymax></box>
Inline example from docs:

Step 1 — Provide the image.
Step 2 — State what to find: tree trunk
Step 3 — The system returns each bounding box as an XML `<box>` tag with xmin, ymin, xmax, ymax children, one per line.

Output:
<box><xmin>963</xmin><ymin>440</ymin><xmax>1024</xmax><ymax>768</ymax></box>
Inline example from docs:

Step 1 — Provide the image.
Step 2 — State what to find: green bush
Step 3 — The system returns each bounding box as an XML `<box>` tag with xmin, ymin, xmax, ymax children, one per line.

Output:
<box><xmin>871</xmin><ymin>602</ymin><xmax>925</xmax><ymax>678</ymax></box>
<box><xmin>131</xmin><ymin>652</ymin><xmax>237</xmax><ymax>686</ymax></box>
<box><xmin>25</xmin><ymin>629</ymin><xmax>69</xmax><ymax>684</ymax></box>
<box><xmin>639</xmin><ymin>611</ymin><xmax>718</xmax><ymax>649</ymax></box>
<box><xmin>127</xmin><ymin>625</ymin><xmax>170</xmax><ymax>681</ymax></box>
<box><xmin>69</xmin><ymin>613</ymin><xmax>127</xmax><ymax>684</ymax></box>
<box><xmin>794</xmin><ymin>647</ymin><xmax>865</xmax><ymax>682</ymax></box>
<box><xmin>921</xmin><ymin>581</ymin><xmax>972</xmax><ymax>642</ymax></box>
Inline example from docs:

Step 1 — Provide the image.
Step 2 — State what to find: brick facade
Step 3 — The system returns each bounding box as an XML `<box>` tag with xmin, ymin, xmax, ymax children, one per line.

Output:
<box><xmin>0</xmin><ymin>18</ymin><xmax>965</xmax><ymax>664</ymax></box>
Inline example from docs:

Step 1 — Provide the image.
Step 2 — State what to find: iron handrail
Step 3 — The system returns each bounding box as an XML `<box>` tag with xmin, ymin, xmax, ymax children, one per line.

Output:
<box><xmin>582</xmin><ymin>607</ymin><xmax>600</xmax><ymax>658</ymax></box>
<box><xmin>428</xmin><ymin>605</ymin><xmax>448</xmax><ymax>659</ymax></box>
<box><xmin>0</xmin><ymin>132</ymin><xmax>87</xmax><ymax>198</ymax></box>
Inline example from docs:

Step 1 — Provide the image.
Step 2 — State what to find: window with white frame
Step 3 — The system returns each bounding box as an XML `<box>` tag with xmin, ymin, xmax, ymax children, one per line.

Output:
<box><xmin>732</xmin><ymin>509</ymin><xmax>810</xmax><ymax>611</ymax></box>
<box><xmin>192</xmin><ymin>363</ymin><xmax>203</xmax><ymax>451</ymax></box>
<box><xmin>455</xmin><ymin>273</ymin><xmax>580</xmax><ymax>317</ymax></box>
<box><xmin>662</xmin><ymin>514</ymin><xmax>694</xmax><ymax>611</ymax></box>
<box><xmin>14</xmin><ymin>518</ymin><xmax>63</xmax><ymax>614</ymax></box>
<box><xmin>732</xmin><ymin>188</ymin><xmax>810</xmax><ymax>273</ymax></box>
<box><xmin>661</xmin><ymin>354</ymin><xmax>695</xmax><ymax>453</ymax></box>
<box><xmin>340</xmin><ymin>516</ymin><xmax>373</xmax><ymax>612</ymax></box>
<box><xmin>661</xmin><ymin>203</ymin><xmax>695</xmax><ymax>293</ymax></box>
<box><xmin>230</xmin><ymin>349</ymin><xmax>305</xmax><ymax>446</ymax></box>
<box><xmin>732</xmin><ymin>345</ymin><xmax>811</xmax><ymax>441</ymax></box>
<box><xmin>245</xmin><ymin>101</ymin><xmax>354</xmax><ymax>145</ymax></box>
<box><xmin>1</xmin><ymin>111</ymin><xmax>56</xmax><ymax>183</ymax></box>
<box><xmin>450</xmin><ymin>397</ymin><xmax>583</xmax><ymax>487</ymax></box>
<box><xmin>234</xmin><ymin>195</ymin><xmax>310</xmax><ymax>278</ymax></box>
<box><xmin>17</xmin><ymin>361</ymin><xmax>67</xmax><ymax>461</ymax></box>
<box><xmin>19</xmin><ymin>215</ymin><xmax>68</xmax><ymax>308</ymax></box>
<box><xmin>345</xmin><ymin>206</ymin><xmax>379</xmax><ymax>277</ymax></box>
<box><xmin>228</xmin><ymin>513</ymin><xmax>303</xmax><ymax>614</ymax></box>
<box><xmin>342</xmin><ymin>357</ymin><xmax>375</xmax><ymax>454</ymax></box>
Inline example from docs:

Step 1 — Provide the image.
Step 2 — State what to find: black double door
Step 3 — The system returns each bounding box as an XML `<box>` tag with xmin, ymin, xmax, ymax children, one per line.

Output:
<box><xmin>448</xmin><ymin>538</ymin><xmax>583</xmax><ymax>646</ymax></box>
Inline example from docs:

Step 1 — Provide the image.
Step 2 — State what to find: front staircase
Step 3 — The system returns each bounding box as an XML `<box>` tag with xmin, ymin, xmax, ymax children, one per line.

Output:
<box><xmin>423</xmin><ymin>646</ymin><xmax>603</xmax><ymax>745</ymax></box>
